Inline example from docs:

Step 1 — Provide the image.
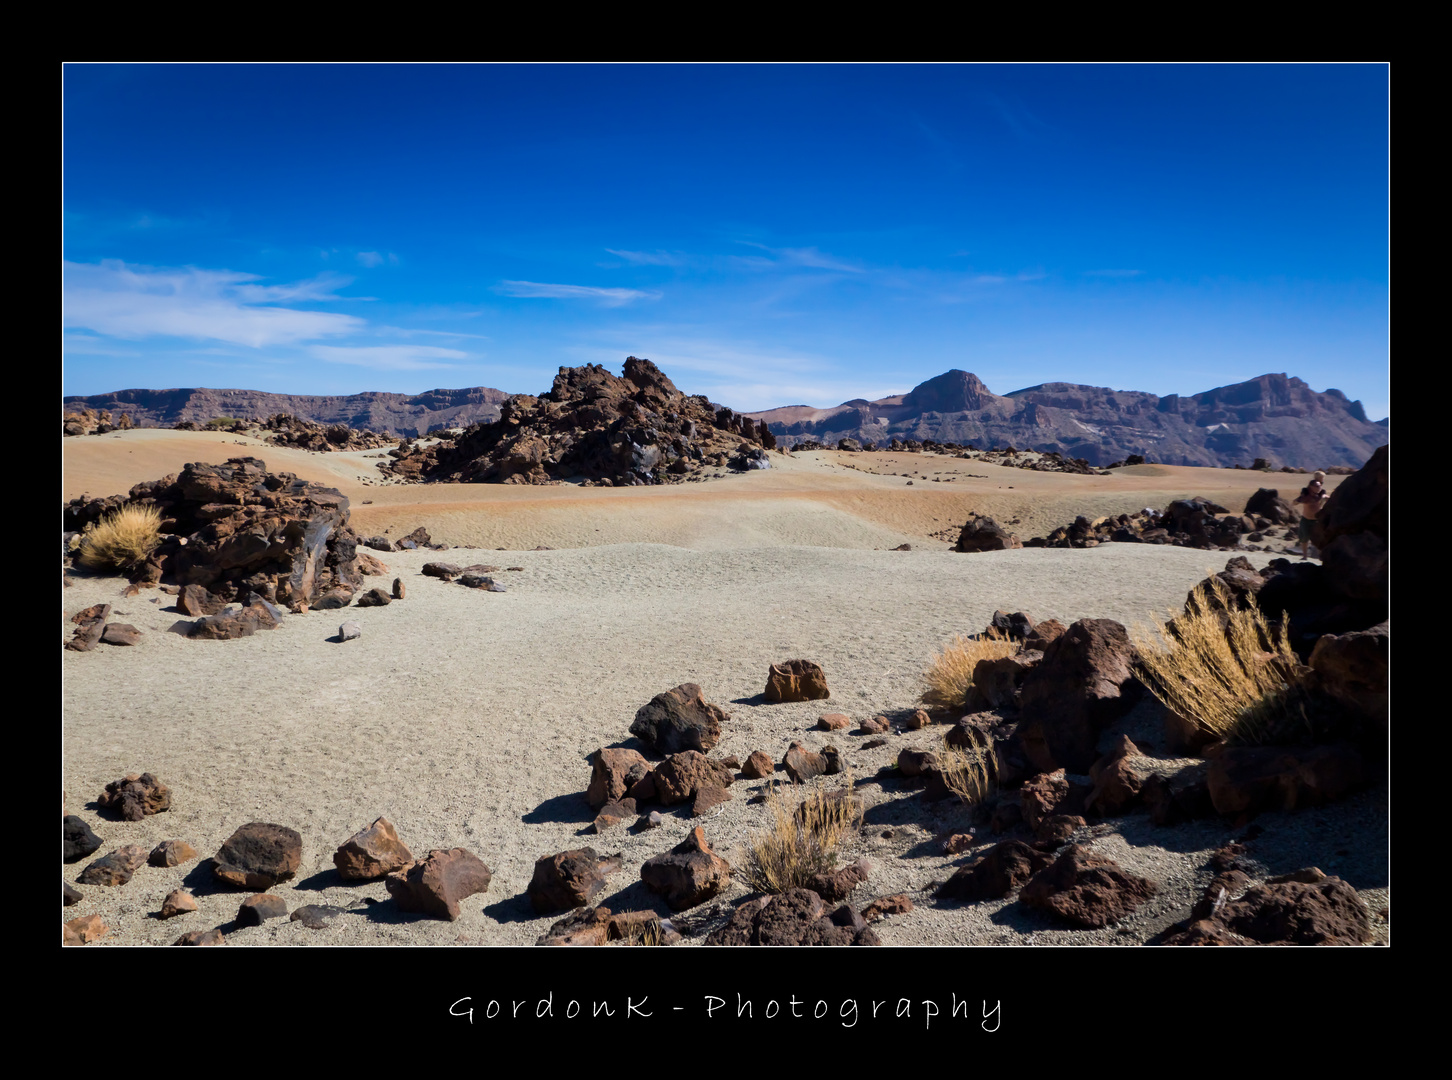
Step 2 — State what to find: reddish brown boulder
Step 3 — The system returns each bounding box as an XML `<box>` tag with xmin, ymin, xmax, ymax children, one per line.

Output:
<box><xmin>653</xmin><ymin>751</ymin><xmax>736</xmax><ymax>805</ymax></box>
<box><xmin>781</xmin><ymin>742</ymin><xmax>827</xmax><ymax>782</ymax></box>
<box><xmin>692</xmin><ymin>784</ymin><xmax>732</xmax><ymax>816</ymax></box>
<box><xmin>212</xmin><ymin>822</ymin><xmax>303</xmax><ymax>890</ymax></box>
<box><xmin>65</xmin><ymin>603</ymin><xmax>111</xmax><ymax>651</ymax></box>
<box><xmin>63</xmin><ymin>914</ymin><xmax>108</xmax><ymax>945</ymax></box>
<box><xmin>355</xmin><ymin>587</ymin><xmax>392</xmax><ymax>607</ymax></box>
<box><xmin>1085</xmin><ymin>735</ymin><xmax>1159</xmax><ymax>815</ymax></box>
<box><xmin>148</xmin><ymin>839</ymin><xmax>198</xmax><ymax>867</ymax></box>
<box><xmin>905</xmin><ymin>709</ymin><xmax>931</xmax><ymax>730</ymax></box>
<box><xmin>1161</xmin><ymin>919</ymin><xmax>1249</xmax><ymax>945</ymax></box>
<box><xmin>861</xmin><ymin>894</ymin><xmax>914</xmax><ymax>921</ymax></box>
<box><xmin>818</xmin><ymin>712</ymin><xmax>852</xmax><ymax>731</ymax></box>
<box><xmin>537</xmin><ymin>905</ymin><xmax>614</xmax><ymax>946</ymax></box>
<box><xmin>1020</xmin><ymin>769</ymin><xmax>1089</xmax><ymax>831</ymax></box>
<box><xmin>805</xmin><ymin>858</ymin><xmax>870</xmax><ymax>901</ymax></box>
<box><xmin>100</xmin><ymin>623</ymin><xmax>143</xmax><ymax>645</ymax></box>
<box><xmin>955</xmin><ymin>514</ymin><xmax>1022</xmax><ymax>552</ymax></box>
<box><xmin>1015</xmin><ymin>619</ymin><xmax>1143</xmax><ymax>773</ymax></box>
<box><xmin>972</xmin><ymin>653</ymin><xmax>1042</xmax><ymax>710</ymax></box>
<box><xmin>1220</xmin><ymin>876</ymin><xmax>1372</xmax><ymax>945</ymax></box>
<box><xmin>640</xmin><ymin>826</ymin><xmax>731</xmax><ymax>910</ymax></box>
<box><xmin>1023</xmin><ymin>619</ymin><xmax>1067</xmax><ymax>651</ymax></box>
<box><xmin>160</xmin><ymin>889</ymin><xmax>198</xmax><ymax>919</ymax></box>
<box><xmin>77</xmin><ymin>844</ymin><xmax>150</xmax><ymax>886</ymax></box>
<box><xmin>860</xmin><ymin>715</ymin><xmax>890</xmax><ymax>734</ymax></box>
<box><xmin>238</xmin><ymin>893</ymin><xmax>289</xmax><ymax>926</ymax></box>
<box><xmin>1019</xmin><ymin>844</ymin><xmax>1158</xmax><ymax>928</ymax></box>
<box><xmin>937</xmin><ymin>841</ymin><xmax>1052</xmax><ymax>902</ymax></box>
<box><xmin>741</xmin><ymin>750</ymin><xmax>775</xmax><ymax>779</ymax></box>
<box><xmin>98</xmin><ymin>772</ymin><xmax>171</xmax><ymax>820</ymax></box>
<box><xmin>703</xmin><ymin>888</ymin><xmax>879</xmax><ymax>946</ymax></box>
<box><xmin>64</xmin><ymin>881</ymin><xmax>83</xmax><ymax>905</ymax></box>
<box><xmin>527</xmin><ymin>848</ymin><xmax>614</xmax><ymax>914</ymax></box>
<box><xmin>386</xmin><ymin>848</ymin><xmax>493</xmax><ymax>921</ymax></box>
<box><xmin>1309</xmin><ymin>622</ymin><xmax>1389</xmax><ymax>726</ymax></box>
<box><xmin>178</xmin><ymin>584</ymin><xmax>227</xmax><ymax>616</ymax></box>
<box><xmin>586</xmin><ymin>747</ymin><xmax>651</xmax><ymax>808</ymax></box>
<box><xmin>173</xmin><ymin>928</ymin><xmax>226</xmax><ymax>945</ymax></box>
<box><xmin>333</xmin><ymin>817</ymin><xmax>414</xmax><ymax>880</ymax></box>
<box><xmin>897</xmin><ymin>748</ymin><xmax>940</xmax><ymax>778</ymax></box>
<box><xmin>629</xmin><ymin>683</ymin><xmax>730</xmax><ymax>754</ymax></box>
<box><xmin>764</xmin><ymin>659</ymin><xmax>830</xmax><ymax>703</ymax></box>
<box><xmin>1206</xmin><ymin>743</ymin><xmax>1367</xmax><ymax>816</ymax></box>
<box><xmin>591</xmin><ymin>798</ymin><xmax>637</xmax><ymax>832</ymax></box>
<box><xmin>1036</xmin><ymin>814</ymin><xmax>1086</xmax><ymax>846</ymax></box>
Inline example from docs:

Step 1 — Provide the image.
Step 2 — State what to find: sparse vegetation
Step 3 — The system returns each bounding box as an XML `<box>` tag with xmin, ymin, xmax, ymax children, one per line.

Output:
<box><xmin>938</xmin><ymin>729</ymin><xmax>998</xmax><ymax>809</ymax></box>
<box><xmin>743</xmin><ymin>778</ymin><xmax>861</xmax><ymax>895</ymax></box>
<box><xmin>1131</xmin><ymin>576</ymin><xmax>1308</xmax><ymax>745</ymax></box>
<box><xmin>921</xmin><ymin>629</ymin><xmax>1018</xmax><ymax>711</ymax></box>
<box><xmin>205</xmin><ymin>416</ymin><xmax>242</xmax><ymax>430</ymax></box>
<box><xmin>78</xmin><ymin>504</ymin><xmax>162</xmax><ymax>571</ymax></box>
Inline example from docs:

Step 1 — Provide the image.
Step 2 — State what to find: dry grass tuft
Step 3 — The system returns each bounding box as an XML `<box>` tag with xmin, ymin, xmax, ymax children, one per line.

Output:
<box><xmin>743</xmin><ymin>778</ymin><xmax>861</xmax><ymax>895</ymax></box>
<box><xmin>1131</xmin><ymin>576</ymin><xmax>1307</xmax><ymax>745</ymax></box>
<box><xmin>922</xmin><ymin>630</ymin><xmax>1019</xmax><ymax>711</ymax></box>
<box><xmin>78</xmin><ymin>504</ymin><xmax>162</xmax><ymax>571</ymax></box>
<box><xmin>938</xmin><ymin>729</ymin><xmax>998</xmax><ymax>809</ymax></box>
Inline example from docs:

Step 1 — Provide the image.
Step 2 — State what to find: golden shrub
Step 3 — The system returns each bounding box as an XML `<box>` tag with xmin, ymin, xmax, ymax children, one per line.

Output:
<box><xmin>78</xmin><ymin>504</ymin><xmax>162</xmax><ymax>571</ymax></box>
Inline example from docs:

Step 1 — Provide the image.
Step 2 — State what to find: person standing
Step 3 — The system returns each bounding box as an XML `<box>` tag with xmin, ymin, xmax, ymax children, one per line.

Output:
<box><xmin>1293</xmin><ymin>471</ymin><xmax>1329</xmax><ymax>559</ymax></box>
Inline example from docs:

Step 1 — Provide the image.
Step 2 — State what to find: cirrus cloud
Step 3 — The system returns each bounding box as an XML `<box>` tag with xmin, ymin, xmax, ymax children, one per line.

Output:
<box><xmin>495</xmin><ymin>280</ymin><xmax>660</xmax><ymax>306</ymax></box>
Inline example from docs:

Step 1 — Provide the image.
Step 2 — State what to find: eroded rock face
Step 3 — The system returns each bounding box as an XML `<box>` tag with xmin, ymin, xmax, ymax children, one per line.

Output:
<box><xmin>652</xmin><ymin>751</ymin><xmax>735</xmax><ymax>806</ymax></box>
<box><xmin>527</xmin><ymin>848</ymin><xmax>613</xmax><ymax>914</ymax></box>
<box><xmin>586</xmin><ymin>748</ymin><xmax>652</xmax><ymax>809</ymax></box>
<box><xmin>260</xmin><ymin>413</ymin><xmax>397</xmax><ymax>452</ymax></box>
<box><xmin>1019</xmin><ymin>844</ymin><xmax>1158</xmax><ymax>928</ymax></box>
<box><xmin>764</xmin><ymin>659</ymin><xmax>830</xmax><ymax>703</ymax></box>
<box><xmin>640</xmin><ymin>826</ymin><xmax>731</xmax><ymax>910</ymax></box>
<box><xmin>333</xmin><ymin>817</ymin><xmax>414</xmax><ymax>880</ymax></box>
<box><xmin>386</xmin><ymin>848</ymin><xmax>492</xmax><ymax>921</ymax></box>
<box><xmin>212</xmin><ymin>823</ymin><xmax>303</xmax><ymax>890</ymax></box>
<box><xmin>629</xmin><ymin>684</ymin><xmax>730</xmax><ymax>754</ymax></box>
<box><xmin>1220</xmin><ymin>877</ymin><xmax>1372</xmax><ymax>945</ymax></box>
<box><xmin>380</xmin><ymin>357</ymin><xmax>776</xmax><ymax>487</ymax></box>
<box><xmin>77</xmin><ymin>845</ymin><xmax>150</xmax><ymax>887</ymax></box>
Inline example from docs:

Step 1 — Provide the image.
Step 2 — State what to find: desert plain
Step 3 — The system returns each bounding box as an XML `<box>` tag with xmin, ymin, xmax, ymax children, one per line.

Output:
<box><xmin>61</xmin><ymin>428</ymin><xmax>1389</xmax><ymax>947</ymax></box>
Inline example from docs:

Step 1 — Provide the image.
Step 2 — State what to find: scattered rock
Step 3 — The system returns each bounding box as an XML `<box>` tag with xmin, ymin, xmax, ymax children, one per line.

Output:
<box><xmin>1019</xmin><ymin>844</ymin><xmax>1158</xmax><ymax>928</ymax></box>
<box><xmin>386</xmin><ymin>848</ymin><xmax>493</xmax><ymax>920</ymax></box>
<box><xmin>77</xmin><ymin>844</ymin><xmax>150</xmax><ymax>886</ymax></box>
<box><xmin>64</xmin><ymin>881</ymin><xmax>83</xmax><ymax>906</ymax></box>
<box><xmin>764</xmin><ymin>659</ymin><xmax>830</xmax><ymax>703</ymax></box>
<box><xmin>355</xmin><ymin>587</ymin><xmax>392</xmax><ymax>607</ymax></box>
<box><xmin>63</xmin><ymin>914</ymin><xmax>108</xmax><ymax>945</ymax></box>
<box><xmin>860</xmin><ymin>715</ymin><xmax>890</xmax><ymax>734</ymax></box>
<box><xmin>391</xmin><ymin>577</ymin><xmax>405</xmax><ymax>599</ymax></box>
<box><xmin>640</xmin><ymin>826</ymin><xmax>732</xmax><ymax>910</ymax></box>
<box><xmin>187</xmin><ymin>601</ymin><xmax>282</xmax><ymax>640</ymax></box>
<box><xmin>806</xmin><ymin>858</ymin><xmax>871</xmax><ymax>902</ymax></box>
<box><xmin>100</xmin><ymin>623</ymin><xmax>143</xmax><ymax>646</ymax></box>
<box><xmin>703</xmin><ymin>888</ymin><xmax>879</xmax><ymax>946</ymax></box>
<box><xmin>1219</xmin><ymin>876</ymin><xmax>1372</xmax><ymax>945</ymax></box>
<box><xmin>212</xmin><ymin>822</ymin><xmax>303</xmax><ymax>890</ymax></box>
<box><xmin>148</xmin><ymin>840</ymin><xmax>198</xmax><ymax>867</ymax></box>
<box><xmin>160</xmin><ymin>889</ymin><xmax>198</xmax><ymax>919</ymax></box>
<box><xmin>943</xmin><ymin>833</ymin><xmax>976</xmax><ymax>855</ymax></box>
<box><xmin>238</xmin><ymin>893</ymin><xmax>289</xmax><ymax>926</ymax></box>
<box><xmin>591</xmin><ymin>799</ymin><xmax>637</xmax><ymax>832</ymax></box>
<box><xmin>937</xmin><ymin>841</ymin><xmax>1053</xmax><ymax>902</ymax></box>
<box><xmin>652</xmin><ymin>751</ymin><xmax>736</xmax><ymax>805</ymax></box>
<box><xmin>178</xmin><ymin>584</ymin><xmax>227</xmax><ymax>616</ymax></box>
<box><xmin>781</xmin><ymin>742</ymin><xmax>827</xmax><ymax>782</ymax></box>
<box><xmin>905</xmin><ymin>709</ymin><xmax>931</xmax><ymax>730</ymax></box>
<box><xmin>63</xmin><ymin>816</ymin><xmax>103</xmax><ymax>863</ymax></box>
<box><xmin>629</xmin><ymin>683</ymin><xmax>731</xmax><ymax>754</ymax></box>
<box><xmin>290</xmin><ymin>904</ymin><xmax>346</xmax><ymax>929</ymax></box>
<box><xmin>97</xmin><ymin>772</ymin><xmax>172</xmax><ymax>821</ymax></box>
<box><xmin>537</xmin><ymin>905</ymin><xmax>615</xmax><ymax>946</ymax></box>
<box><xmin>339</xmin><ymin>621</ymin><xmax>362</xmax><ymax>641</ymax></box>
<box><xmin>333</xmin><ymin>817</ymin><xmax>415</xmax><ymax>880</ymax></box>
<box><xmin>861</xmin><ymin>894</ymin><xmax>913</xmax><ymax>921</ymax></box>
<box><xmin>818</xmin><ymin>712</ymin><xmax>852</xmax><ymax>731</ymax></box>
<box><xmin>586</xmin><ymin>747</ymin><xmax>652</xmax><ymax>808</ymax></box>
<box><xmin>955</xmin><ymin>514</ymin><xmax>1023</xmax><ymax>552</ymax></box>
<box><xmin>692</xmin><ymin>784</ymin><xmax>732</xmax><ymax>816</ymax></box>
<box><xmin>527</xmin><ymin>848</ymin><xmax>614</xmax><ymax>914</ymax></box>
<box><xmin>173</xmin><ymin>928</ymin><xmax>226</xmax><ymax>945</ymax></box>
<box><xmin>741</xmin><ymin>750</ymin><xmax>775</xmax><ymax>779</ymax></box>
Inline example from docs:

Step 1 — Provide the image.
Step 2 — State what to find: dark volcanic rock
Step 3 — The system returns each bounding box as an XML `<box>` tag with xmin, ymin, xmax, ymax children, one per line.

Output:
<box><xmin>1220</xmin><ymin>876</ymin><xmax>1372</xmax><ymax>945</ymax></box>
<box><xmin>937</xmin><ymin>841</ymin><xmax>1053</xmax><ymax>902</ymax></box>
<box><xmin>148</xmin><ymin>840</ymin><xmax>199</xmax><ymax>867</ymax></box>
<box><xmin>212</xmin><ymin>822</ymin><xmax>303</xmax><ymax>890</ymax></box>
<box><xmin>703</xmin><ymin>888</ymin><xmax>879</xmax><ymax>946</ymax></box>
<box><xmin>77</xmin><ymin>844</ymin><xmax>150</xmax><ymax>887</ymax></box>
<box><xmin>379</xmin><ymin>357</ymin><xmax>775</xmax><ymax>486</ymax></box>
<box><xmin>652</xmin><ymin>751</ymin><xmax>736</xmax><ymax>805</ymax></box>
<box><xmin>333</xmin><ymin>817</ymin><xmax>414</xmax><ymax>880</ymax></box>
<box><xmin>629</xmin><ymin>683</ymin><xmax>730</xmax><ymax>754</ymax></box>
<box><xmin>527</xmin><ymin>848</ymin><xmax>613</xmax><ymax>914</ymax></box>
<box><xmin>98</xmin><ymin>773</ymin><xmax>171</xmax><ymax>821</ymax></box>
<box><xmin>764</xmin><ymin>659</ymin><xmax>830</xmax><ymax>703</ymax></box>
<box><xmin>237</xmin><ymin>893</ymin><xmax>289</xmax><ymax>926</ymax></box>
<box><xmin>63</xmin><ymin>816</ymin><xmax>103</xmax><ymax>863</ymax></box>
<box><xmin>1019</xmin><ymin>844</ymin><xmax>1158</xmax><ymax>928</ymax></box>
<box><xmin>386</xmin><ymin>848</ymin><xmax>493</xmax><ymax>921</ymax></box>
<box><xmin>955</xmin><ymin>514</ymin><xmax>1023</xmax><ymax>552</ymax></box>
<box><xmin>640</xmin><ymin>826</ymin><xmax>731</xmax><ymax>910</ymax></box>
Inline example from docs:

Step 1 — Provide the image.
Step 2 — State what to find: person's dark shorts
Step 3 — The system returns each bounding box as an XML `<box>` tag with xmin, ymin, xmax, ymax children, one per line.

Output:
<box><xmin>1298</xmin><ymin>516</ymin><xmax>1315</xmax><ymax>542</ymax></box>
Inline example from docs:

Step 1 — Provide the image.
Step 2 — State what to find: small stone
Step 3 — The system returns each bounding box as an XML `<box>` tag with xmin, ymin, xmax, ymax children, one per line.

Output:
<box><xmin>238</xmin><ymin>893</ymin><xmax>289</xmax><ymax>926</ymax></box>
<box><xmin>63</xmin><ymin>914</ymin><xmax>108</xmax><ymax>945</ymax></box>
<box><xmin>818</xmin><ymin>712</ymin><xmax>852</xmax><ymax>731</ymax></box>
<box><xmin>290</xmin><ymin>904</ymin><xmax>345</xmax><ymax>929</ymax></box>
<box><xmin>64</xmin><ymin>881</ymin><xmax>83</xmax><ymax>906</ymax></box>
<box><xmin>860</xmin><ymin>716</ymin><xmax>890</xmax><ymax>734</ymax></box>
<box><xmin>334</xmin><ymin>817</ymin><xmax>415</xmax><ymax>880</ymax></box>
<box><xmin>339</xmin><ymin>621</ymin><xmax>362</xmax><ymax>641</ymax></box>
<box><xmin>861</xmin><ymin>894</ymin><xmax>914</xmax><ymax>921</ymax></box>
<box><xmin>160</xmin><ymin>889</ymin><xmax>198</xmax><ymax>919</ymax></box>
<box><xmin>741</xmin><ymin>751</ymin><xmax>775</xmax><ymax>779</ymax></box>
<box><xmin>149</xmin><ymin>840</ymin><xmax>199</xmax><ymax>868</ymax></box>
<box><xmin>77</xmin><ymin>844</ymin><xmax>149</xmax><ymax>886</ymax></box>
<box><xmin>943</xmin><ymin>832</ymin><xmax>975</xmax><ymax>855</ymax></box>
<box><xmin>905</xmin><ymin>709</ymin><xmax>931</xmax><ymax>730</ymax></box>
<box><xmin>100</xmin><ymin>623</ymin><xmax>143</xmax><ymax>646</ymax></box>
<box><xmin>355</xmin><ymin>588</ymin><xmax>392</xmax><ymax>607</ymax></box>
<box><xmin>391</xmin><ymin>578</ymin><xmax>405</xmax><ymax>599</ymax></box>
<box><xmin>173</xmin><ymin>928</ymin><xmax>226</xmax><ymax>946</ymax></box>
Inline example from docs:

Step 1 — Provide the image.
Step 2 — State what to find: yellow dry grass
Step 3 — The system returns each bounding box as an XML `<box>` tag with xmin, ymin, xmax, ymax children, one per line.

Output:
<box><xmin>921</xmin><ymin>630</ymin><xmax>1019</xmax><ymax>711</ymax></box>
<box><xmin>938</xmin><ymin>729</ymin><xmax>998</xmax><ymax>809</ymax></box>
<box><xmin>1131</xmin><ymin>576</ymin><xmax>1307</xmax><ymax>745</ymax></box>
<box><xmin>78</xmin><ymin>504</ymin><xmax>162</xmax><ymax>571</ymax></box>
<box><xmin>743</xmin><ymin>778</ymin><xmax>861</xmax><ymax>895</ymax></box>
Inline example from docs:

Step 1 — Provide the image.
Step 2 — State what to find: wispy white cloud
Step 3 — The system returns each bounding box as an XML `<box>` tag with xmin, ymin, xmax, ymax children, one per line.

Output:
<box><xmin>604</xmin><ymin>249</ymin><xmax>687</xmax><ymax>267</ymax></box>
<box><xmin>308</xmin><ymin>344</ymin><xmax>469</xmax><ymax>371</ymax></box>
<box><xmin>356</xmin><ymin>251</ymin><xmax>400</xmax><ymax>268</ymax></box>
<box><xmin>62</xmin><ymin>260</ymin><xmax>364</xmax><ymax>347</ymax></box>
<box><xmin>735</xmin><ymin>242</ymin><xmax>866</xmax><ymax>273</ymax></box>
<box><xmin>496</xmin><ymin>280</ymin><xmax>660</xmax><ymax>306</ymax></box>
<box><xmin>1085</xmin><ymin>268</ymin><xmax>1144</xmax><ymax>278</ymax></box>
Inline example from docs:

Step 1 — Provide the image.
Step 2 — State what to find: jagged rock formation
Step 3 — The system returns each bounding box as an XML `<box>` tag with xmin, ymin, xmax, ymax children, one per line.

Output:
<box><xmin>63</xmin><ymin>407</ymin><xmax>134</xmax><ymax>436</ymax></box>
<box><xmin>749</xmin><ymin>370</ymin><xmax>1387</xmax><ymax>469</ymax></box>
<box><xmin>258</xmin><ymin>414</ymin><xmax>397</xmax><ymax>451</ymax></box>
<box><xmin>379</xmin><ymin>357</ymin><xmax>776</xmax><ymax>486</ymax></box>
<box><xmin>62</xmin><ymin>386</ymin><xmax>511</xmax><ymax>438</ymax></box>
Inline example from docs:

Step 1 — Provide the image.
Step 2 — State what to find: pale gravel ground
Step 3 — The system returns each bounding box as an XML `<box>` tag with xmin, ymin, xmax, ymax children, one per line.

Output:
<box><xmin>62</xmin><ymin>540</ymin><xmax>1389</xmax><ymax>947</ymax></box>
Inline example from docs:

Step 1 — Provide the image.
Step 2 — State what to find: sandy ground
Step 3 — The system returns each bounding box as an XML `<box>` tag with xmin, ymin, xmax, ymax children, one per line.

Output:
<box><xmin>62</xmin><ymin>430</ymin><xmax>1385</xmax><ymax>948</ymax></box>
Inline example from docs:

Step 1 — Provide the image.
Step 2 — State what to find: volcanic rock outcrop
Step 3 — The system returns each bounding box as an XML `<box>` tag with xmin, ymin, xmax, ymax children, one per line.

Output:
<box><xmin>63</xmin><ymin>457</ymin><xmax>367</xmax><ymax>610</ymax></box>
<box><xmin>378</xmin><ymin>357</ymin><xmax>776</xmax><ymax>486</ymax></box>
<box><xmin>258</xmin><ymin>413</ymin><xmax>397</xmax><ymax>452</ymax></box>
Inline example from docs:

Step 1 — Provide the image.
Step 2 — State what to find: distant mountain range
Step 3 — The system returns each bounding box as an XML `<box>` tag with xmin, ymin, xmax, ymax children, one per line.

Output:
<box><xmin>65</xmin><ymin>368</ymin><xmax>1388</xmax><ymax>469</ymax></box>
<box><xmin>62</xmin><ymin>385</ymin><xmax>511</xmax><ymax>439</ymax></box>
<box><xmin>747</xmin><ymin>371</ymin><xmax>1388</xmax><ymax>469</ymax></box>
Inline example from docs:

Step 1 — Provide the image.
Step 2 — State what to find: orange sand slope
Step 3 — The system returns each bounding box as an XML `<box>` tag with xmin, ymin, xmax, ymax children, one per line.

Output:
<box><xmin>62</xmin><ymin>428</ymin><xmax>1342</xmax><ymax>552</ymax></box>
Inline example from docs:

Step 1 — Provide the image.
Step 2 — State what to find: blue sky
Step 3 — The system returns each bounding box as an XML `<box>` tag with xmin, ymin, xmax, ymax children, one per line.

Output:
<box><xmin>63</xmin><ymin>64</ymin><xmax>1390</xmax><ymax>420</ymax></box>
